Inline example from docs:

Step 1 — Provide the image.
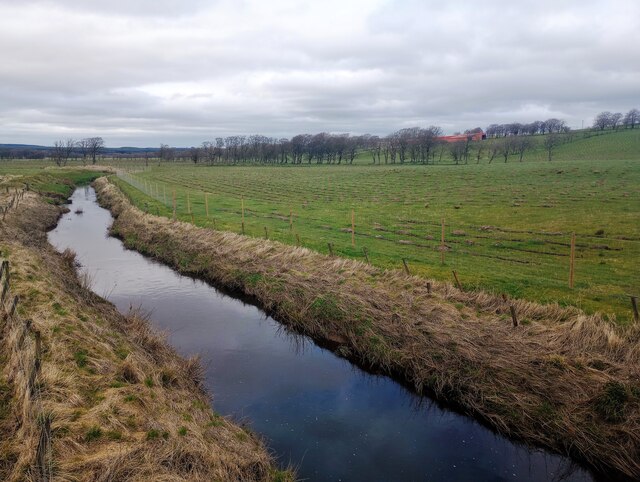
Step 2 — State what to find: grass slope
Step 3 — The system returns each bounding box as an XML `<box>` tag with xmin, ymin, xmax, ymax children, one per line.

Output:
<box><xmin>116</xmin><ymin>156</ymin><xmax>640</xmax><ymax>322</ymax></box>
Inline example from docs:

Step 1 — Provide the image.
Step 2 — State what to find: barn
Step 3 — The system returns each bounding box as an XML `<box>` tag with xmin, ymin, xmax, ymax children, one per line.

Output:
<box><xmin>437</xmin><ymin>131</ymin><xmax>486</xmax><ymax>143</ymax></box>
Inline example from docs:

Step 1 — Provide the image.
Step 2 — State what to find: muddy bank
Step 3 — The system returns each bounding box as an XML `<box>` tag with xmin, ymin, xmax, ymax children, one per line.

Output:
<box><xmin>95</xmin><ymin>176</ymin><xmax>640</xmax><ymax>480</ymax></box>
<box><xmin>0</xmin><ymin>182</ymin><xmax>289</xmax><ymax>481</ymax></box>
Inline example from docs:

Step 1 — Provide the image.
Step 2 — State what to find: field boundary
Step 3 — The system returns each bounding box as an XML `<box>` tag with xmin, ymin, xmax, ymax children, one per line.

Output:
<box><xmin>112</xmin><ymin>159</ymin><xmax>640</xmax><ymax>321</ymax></box>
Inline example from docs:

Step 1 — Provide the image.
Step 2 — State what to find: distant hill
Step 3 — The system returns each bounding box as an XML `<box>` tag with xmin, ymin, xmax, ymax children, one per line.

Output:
<box><xmin>0</xmin><ymin>144</ymin><xmax>162</xmax><ymax>154</ymax></box>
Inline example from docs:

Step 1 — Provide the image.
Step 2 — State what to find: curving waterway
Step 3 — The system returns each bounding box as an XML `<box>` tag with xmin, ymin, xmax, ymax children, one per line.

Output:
<box><xmin>48</xmin><ymin>187</ymin><xmax>595</xmax><ymax>482</ymax></box>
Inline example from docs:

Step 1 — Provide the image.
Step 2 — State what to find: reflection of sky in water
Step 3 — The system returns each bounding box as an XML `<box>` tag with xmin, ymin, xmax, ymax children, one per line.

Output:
<box><xmin>48</xmin><ymin>187</ymin><xmax>594</xmax><ymax>482</ymax></box>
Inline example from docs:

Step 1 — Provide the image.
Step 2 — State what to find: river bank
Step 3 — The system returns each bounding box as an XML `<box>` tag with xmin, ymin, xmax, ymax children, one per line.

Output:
<box><xmin>0</xmin><ymin>176</ymin><xmax>291</xmax><ymax>480</ymax></box>
<box><xmin>95</xmin><ymin>175</ymin><xmax>640</xmax><ymax>480</ymax></box>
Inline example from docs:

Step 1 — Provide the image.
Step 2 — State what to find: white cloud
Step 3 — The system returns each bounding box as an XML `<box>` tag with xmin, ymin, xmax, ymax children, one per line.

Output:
<box><xmin>0</xmin><ymin>0</ymin><xmax>638</xmax><ymax>146</ymax></box>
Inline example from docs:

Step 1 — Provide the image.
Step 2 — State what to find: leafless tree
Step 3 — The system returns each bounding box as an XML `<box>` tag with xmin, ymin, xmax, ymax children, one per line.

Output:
<box><xmin>544</xmin><ymin>133</ymin><xmax>561</xmax><ymax>161</ymax></box>
<box><xmin>51</xmin><ymin>139</ymin><xmax>75</xmax><ymax>166</ymax></box>
<box><xmin>201</xmin><ymin>141</ymin><xmax>214</xmax><ymax>165</ymax></box>
<box><xmin>449</xmin><ymin>141</ymin><xmax>466</xmax><ymax>165</ymax></box>
<box><xmin>624</xmin><ymin>108</ymin><xmax>639</xmax><ymax>129</ymax></box>
<box><xmin>159</xmin><ymin>144</ymin><xmax>175</xmax><ymax>162</ymax></box>
<box><xmin>593</xmin><ymin>112</ymin><xmax>611</xmax><ymax>131</ymax></box>
<box><xmin>514</xmin><ymin>137</ymin><xmax>533</xmax><ymax>161</ymax></box>
<box><xmin>487</xmin><ymin>140</ymin><xmax>500</xmax><ymax>163</ymax></box>
<box><xmin>189</xmin><ymin>146</ymin><xmax>202</xmax><ymax>164</ymax></box>
<box><xmin>610</xmin><ymin>112</ymin><xmax>623</xmax><ymax>130</ymax></box>
<box><xmin>499</xmin><ymin>137</ymin><xmax>516</xmax><ymax>163</ymax></box>
<box><xmin>86</xmin><ymin>137</ymin><xmax>104</xmax><ymax>164</ymax></box>
<box><xmin>76</xmin><ymin>139</ymin><xmax>90</xmax><ymax>165</ymax></box>
<box><xmin>474</xmin><ymin>142</ymin><xmax>485</xmax><ymax>164</ymax></box>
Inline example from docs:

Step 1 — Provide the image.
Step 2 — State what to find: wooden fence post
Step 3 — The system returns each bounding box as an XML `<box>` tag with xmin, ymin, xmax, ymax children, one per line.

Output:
<box><xmin>1</xmin><ymin>277</ymin><xmax>9</xmax><ymax>305</ymax></box>
<box><xmin>427</xmin><ymin>282</ymin><xmax>432</xmax><ymax>294</ymax></box>
<box><xmin>205</xmin><ymin>193</ymin><xmax>209</xmax><ymax>217</ymax></box>
<box><xmin>187</xmin><ymin>192</ymin><xmax>191</xmax><ymax>214</ymax></box>
<box><xmin>569</xmin><ymin>232</ymin><xmax>576</xmax><ymax>288</ymax></box>
<box><xmin>34</xmin><ymin>330</ymin><xmax>42</xmax><ymax>368</ymax></box>
<box><xmin>172</xmin><ymin>190</ymin><xmax>176</xmax><ymax>220</ymax></box>
<box><xmin>264</xmin><ymin>226</ymin><xmax>268</xmax><ymax>239</ymax></box>
<box><xmin>631</xmin><ymin>296</ymin><xmax>639</xmax><ymax>322</ymax></box>
<box><xmin>241</xmin><ymin>196</ymin><xmax>245</xmax><ymax>234</ymax></box>
<box><xmin>452</xmin><ymin>270</ymin><xmax>462</xmax><ymax>290</ymax></box>
<box><xmin>351</xmin><ymin>209</ymin><xmax>355</xmax><ymax>247</ymax></box>
<box><xmin>36</xmin><ymin>413</ymin><xmax>51</xmax><ymax>481</ymax></box>
<box><xmin>0</xmin><ymin>259</ymin><xmax>8</xmax><ymax>281</ymax></box>
<box><xmin>441</xmin><ymin>217</ymin><xmax>445</xmax><ymax>265</ymax></box>
<box><xmin>510</xmin><ymin>305</ymin><xmax>519</xmax><ymax>327</ymax></box>
<box><xmin>9</xmin><ymin>295</ymin><xmax>19</xmax><ymax>318</ymax></box>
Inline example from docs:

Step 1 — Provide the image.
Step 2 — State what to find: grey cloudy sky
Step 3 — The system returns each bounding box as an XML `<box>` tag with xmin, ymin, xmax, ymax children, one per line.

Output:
<box><xmin>1</xmin><ymin>0</ymin><xmax>639</xmax><ymax>147</ymax></box>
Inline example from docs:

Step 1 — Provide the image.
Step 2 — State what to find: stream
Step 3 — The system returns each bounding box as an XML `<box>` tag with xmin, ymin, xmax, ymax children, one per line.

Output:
<box><xmin>48</xmin><ymin>187</ymin><xmax>594</xmax><ymax>482</ymax></box>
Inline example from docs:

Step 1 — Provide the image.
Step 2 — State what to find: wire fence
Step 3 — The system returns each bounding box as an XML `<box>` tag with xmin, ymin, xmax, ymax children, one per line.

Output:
<box><xmin>115</xmin><ymin>169</ymin><xmax>639</xmax><ymax>320</ymax></box>
<box><xmin>0</xmin><ymin>258</ymin><xmax>52</xmax><ymax>480</ymax></box>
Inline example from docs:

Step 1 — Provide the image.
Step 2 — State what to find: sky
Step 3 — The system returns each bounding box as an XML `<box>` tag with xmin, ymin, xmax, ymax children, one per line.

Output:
<box><xmin>0</xmin><ymin>0</ymin><xmax>639</xmax><ymax>147</ymax></box>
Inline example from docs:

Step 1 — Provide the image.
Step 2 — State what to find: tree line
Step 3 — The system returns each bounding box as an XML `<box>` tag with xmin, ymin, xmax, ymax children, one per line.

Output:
<box><xmin>166</xmin><ymin>127</ymin><xmax>447</xmax><ymax>165</ymax></box>
<box><xmin>485</xmin><ymin>118</ymin><xmax>569</xmax><ymax>137</ymax></box>
<box><xmin>592</xmin><ymin>109</ymin><xmax>639</xmax><ymax>130</ymax></box>
<box><xmin>47</xmin><ymin>137</ymin><xmax>105</xmax><ymax>166</ymax></box>
<box><xmin>1</xmin><ymin>105</ymin><xmax>636</xmax><ymax>164</ymax></box>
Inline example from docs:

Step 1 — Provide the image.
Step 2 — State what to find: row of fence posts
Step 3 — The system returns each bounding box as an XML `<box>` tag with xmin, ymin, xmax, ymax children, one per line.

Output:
<box><xmin>0</xmin><ymin>258</ymin><xmax>51</xmax><ymax>480</ymax></box>
<box><xmin>1</xmin><ymin>184</ymin><xmax>29</xmax><ymax>221</ymax></box>
<box><xmin>122</xmin><ymin>174</ymin><xmax>639</xmax><ymax>324</ymax></box>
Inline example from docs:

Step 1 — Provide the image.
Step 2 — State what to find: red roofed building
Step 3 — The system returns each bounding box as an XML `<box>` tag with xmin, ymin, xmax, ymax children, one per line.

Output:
<box><xmin>437</xmin><ymin>131</ymin><xmax>486</xmax><ymax>143</ymax></box>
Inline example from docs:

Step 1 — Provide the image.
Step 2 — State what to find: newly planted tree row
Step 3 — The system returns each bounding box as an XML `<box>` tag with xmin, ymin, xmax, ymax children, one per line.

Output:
<box><xmin>115</xmin><ymin>158</ymin><xmax>639</xmax><ymax>322</ymax></box>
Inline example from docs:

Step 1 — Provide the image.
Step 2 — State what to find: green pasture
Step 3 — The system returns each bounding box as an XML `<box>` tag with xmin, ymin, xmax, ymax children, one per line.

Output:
<box><xmin>1</xmin><ymin>128</ymin><xmax>638</xmax><ymax>321</ymax></box>
<box><xmin>114</xmin><ymin>157</ymin><xmax>639</xmax><ymax>323</ymax></box>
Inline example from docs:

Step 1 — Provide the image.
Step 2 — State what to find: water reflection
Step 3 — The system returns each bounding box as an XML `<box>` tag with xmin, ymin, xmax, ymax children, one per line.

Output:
<box><xmin>48</xmin><ymin>187</ymin><xmax>594</xmax><ymax>482</ymax></box>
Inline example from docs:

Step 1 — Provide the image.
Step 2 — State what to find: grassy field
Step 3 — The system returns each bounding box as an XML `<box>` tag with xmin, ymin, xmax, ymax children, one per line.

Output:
<box><xmin>1</xmin><ymin>129</ymin><xmax>638</xmax><ymax>321</ymax></box>
<box><xmin>113</xmin><ymin>154</ymin><xmax>640</xmax><ymax>323</ymax></box>
<box><xmin>97</xmin><ymin>177</ymin><xmax>640</xmax><ymax>479</ymax></box>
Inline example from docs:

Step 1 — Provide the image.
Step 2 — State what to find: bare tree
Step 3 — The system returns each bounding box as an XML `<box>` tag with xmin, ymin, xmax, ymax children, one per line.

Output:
<box><xmin>499</xmin><ymin>137</ymin><xmax>515</xmax><ymax>163</ymax></box>
<box><xmin>449</xmin><ymin>141</ymin><xmax>466</xmax><ymax>165</ymax></box>
<box><xmin>158</xmin><ymin>144</ymin><xmax>175</xmax><ymax>162</ymax></box>
<box><xmin>189</xmin><ymin>146</ymin><xmax>202</xmax><ymax>164</ymax></box>
<box><xmin>514</xmin><ymin>137</ymin><xmax>533</xmax><ymax>162</ymax></box>
<box><xmin>543</xmin><ymin>133</ymin><xmax>560</xmax><ymax>161</ymax></box>
<box><xmin>593</xmin><ymin>112</ymin><xmax>611</xmax><ymax>131</ymax></box>
<box><xmin>87</xmin><ymin>137</ymin><xmax>104</xmax><ymax>164</ymax></box>
<box><xmin>624</xmin><ymin>108</ymin><xmax>639</xmax><ymax>129</ymax></box>
<box><xmin>76</xmin><ymin>139</ymin><xmax>90</xmax><ymax>165</ymax></box>
<box><xmin>474</xmin><ymin>142</ymin><xmax>485</xmax><ymax>164</ymax></box>
<box><xmin>610</xmin><ymin>112</ymin><xmax>623</xmax><ymax>130</ymax></box>
<box><xmin>51</xmin><ymin>139</ymin><xmax>75</xmax><ymax>166</ymax></box>
<box><xmin>487</xmin><ymin>140</ymin><xmax>500</xmax><ymax>163</ymax></box>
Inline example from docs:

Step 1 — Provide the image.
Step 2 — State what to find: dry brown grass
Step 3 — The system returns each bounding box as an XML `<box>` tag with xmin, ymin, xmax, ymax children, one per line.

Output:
<box><xmin>95</xmin><ymin>175</ymin><xmax>640</xmax><ymax>480</ymax></box>
<box><xmin>0</xmin><ymin>186</ymin><xmax>291</xmax><ymax>481</ymax></box>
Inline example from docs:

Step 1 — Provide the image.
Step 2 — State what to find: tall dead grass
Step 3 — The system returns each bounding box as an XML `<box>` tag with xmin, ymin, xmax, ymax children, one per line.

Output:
<box><xmin>95</xmin><ymin>176</ymin><xmax>640</xmax><ymax>480</ymax></box>
<box><xmin>0</xmin><ymin>183</ymin><xmax>290</xmax><ymax>481</ymax></box>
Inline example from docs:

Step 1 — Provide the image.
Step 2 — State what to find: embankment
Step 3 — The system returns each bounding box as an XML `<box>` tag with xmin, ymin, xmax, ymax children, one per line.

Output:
<box><xmin>0</xmin><ymin>181</ymin><xmax>290</xmax><ymax>480</ymax></box>
<box><xmin>95</xmin><ymin>176</ymin><xmax>640</xmax><ymax>480</ymax></box>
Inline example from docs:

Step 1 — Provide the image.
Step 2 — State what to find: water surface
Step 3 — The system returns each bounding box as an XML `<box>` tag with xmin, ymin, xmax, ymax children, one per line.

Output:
<box><xmin>48</xmin><ymin>187</ymin><xmax>594</xmax><ymax>482</ymax></box>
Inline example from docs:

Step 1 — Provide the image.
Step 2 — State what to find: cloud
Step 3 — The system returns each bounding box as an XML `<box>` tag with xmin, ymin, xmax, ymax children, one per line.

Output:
<box><xmin>0</xmin><ymin>0</ymin><xmax>638</xmax><ymax>146</ymax></box>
